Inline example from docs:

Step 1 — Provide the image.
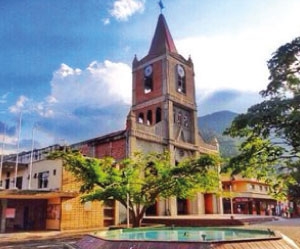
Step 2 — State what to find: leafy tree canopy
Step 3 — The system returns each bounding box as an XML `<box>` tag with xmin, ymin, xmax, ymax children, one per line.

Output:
<box><xmin>48</xmin><ymin>149</ymin><xmax>221</xmax><ymax>227</ymax></box>
<box><xmin>224</xmin><ymin>37</ymin><xmax>300</xmax><ymax>202</ymax></box>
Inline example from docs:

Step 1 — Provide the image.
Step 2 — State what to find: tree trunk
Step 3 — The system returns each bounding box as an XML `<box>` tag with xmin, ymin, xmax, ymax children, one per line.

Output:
<box><xmin>131</xmin><ymin>210</ymin><xmax>143</xmax><ymax>227</ymax></box>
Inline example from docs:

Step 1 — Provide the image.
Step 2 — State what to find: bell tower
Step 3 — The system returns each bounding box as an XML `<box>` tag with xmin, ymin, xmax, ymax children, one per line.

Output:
<box><xmin>127</xmin><ymin>14</ymin><xmax>217</xmax><ymax>163</ymax></box>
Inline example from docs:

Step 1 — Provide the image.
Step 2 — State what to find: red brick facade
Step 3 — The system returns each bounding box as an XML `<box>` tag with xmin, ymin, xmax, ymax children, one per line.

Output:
<box><xmin>134</xmin><ymin>60</ymin><xmax>164</xmax><ymax>105</ymax></box>
<box><xmin>94</xmin><ymin>138</ymin><xmax>126</xmax><ymax>160</ymax></box>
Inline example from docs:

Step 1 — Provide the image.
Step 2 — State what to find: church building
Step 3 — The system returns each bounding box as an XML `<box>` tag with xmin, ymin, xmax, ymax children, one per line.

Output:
<box><xmin>73</xmin><ymin>13</ymin><xmax>220</xmax><ymax>223</ymax></box>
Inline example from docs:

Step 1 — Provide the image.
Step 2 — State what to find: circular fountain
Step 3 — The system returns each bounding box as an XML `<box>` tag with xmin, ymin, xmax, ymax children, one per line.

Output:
<box><xmin>67</xmin><ymin>226</ymin><xmax>297</xmax><ymax>249</ymax></box>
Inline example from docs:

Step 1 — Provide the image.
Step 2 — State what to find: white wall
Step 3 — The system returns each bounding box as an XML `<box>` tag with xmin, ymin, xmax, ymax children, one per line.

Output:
<box><xmin>30</xmin><ymin>159</ymin><xmax>63</xmax><ymax>190</ymax></box>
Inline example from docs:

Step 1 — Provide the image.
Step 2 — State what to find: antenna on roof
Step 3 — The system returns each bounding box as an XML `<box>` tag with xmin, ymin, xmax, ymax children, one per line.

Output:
<box><xmin>158</xmin><ymin>0</ymin><xmax>165</xmax><ymax>13</ymax></box>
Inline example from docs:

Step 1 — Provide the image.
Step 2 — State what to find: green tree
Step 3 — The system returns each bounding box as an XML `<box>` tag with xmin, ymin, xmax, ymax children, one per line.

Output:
<box><xmin>49</xmin><ymin>149</ymin><xmax>221</xmax><ymax>227</ymax></box>
<box><xmin>224</xmin><ymin>37</ymin><xmax>300</xmax><ymax>201</ymax></box>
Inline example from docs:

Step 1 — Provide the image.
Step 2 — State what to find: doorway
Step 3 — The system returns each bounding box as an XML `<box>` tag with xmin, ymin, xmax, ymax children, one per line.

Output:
<box><xmin>177</xmin><ymin>198</ymin><xmax>188</xmax><ymax>215</ymax></box>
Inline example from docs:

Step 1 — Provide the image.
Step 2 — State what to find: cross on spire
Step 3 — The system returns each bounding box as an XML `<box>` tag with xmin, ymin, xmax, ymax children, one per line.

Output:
<box><xmin>158</xmin><ymin>0</ymin><xmax>165</xmax><ymax>13</ymax></box>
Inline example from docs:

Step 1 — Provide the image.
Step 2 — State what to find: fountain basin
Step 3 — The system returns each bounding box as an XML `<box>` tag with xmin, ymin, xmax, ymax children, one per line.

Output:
<box><xmin>97</xmin><ymin>227</ymin><xmax>276</xmax><ymax>242</ymax></box>
<box><xmin>66</xmin><ymin>226</ymin><xmax>298</xmax><ymax>249</ymax></box>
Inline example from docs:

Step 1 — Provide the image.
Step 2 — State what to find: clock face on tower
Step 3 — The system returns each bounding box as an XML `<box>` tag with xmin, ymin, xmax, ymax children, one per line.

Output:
<box><xmin>177</xmin><ymin>64</ymin><xmax>185</xmax><ymax>77</ymax></box>
<box><xmin>144</xmin><ymin>65</ymin><xmax>153</xmax><ymax>77</ymax></box>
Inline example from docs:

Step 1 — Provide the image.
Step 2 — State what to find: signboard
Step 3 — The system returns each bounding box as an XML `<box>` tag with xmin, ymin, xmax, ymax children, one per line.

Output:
<box><xmin>5</xmin><ymin>208</ymin><xmax>16</xmax><ymax>218</ymax></box>
<box><xmin>235</xmin><ymin>198</ymin><xmax>249</xmax><ymax>202</ymax></box>
<box><xmin>47</xmin><ymin>204</ymin><xmax>60</xmax><ymax>220</ymax></box>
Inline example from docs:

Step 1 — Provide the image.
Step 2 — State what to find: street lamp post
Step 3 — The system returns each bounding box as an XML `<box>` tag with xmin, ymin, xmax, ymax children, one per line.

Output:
<box><xmin>217</xmin><ymin>164</ymin><xmax>223</xmax><ymax>214</ymax></box>
<box><xmin>0</xmin><ymin>124</ymin><xmax>6</xmax><ymax>189</ymax></box>
<box><xmin>28</xmin><ymin>125</ymin><xmax>37</xmax><ymax>189</ymax></box>
<box><xmin>122</xmin><ymin>171</ymin><xmax>130</xmax><ymax>228</ymax></box>
<box><xmin>126</xmin><ymin>190</ymin><xmax>129</xmax><ymax>228</ymax></box>
<box><xmin>14</xmin><ymin>112</ymin><xmax>22</xmax><ymax>189</ymax></box>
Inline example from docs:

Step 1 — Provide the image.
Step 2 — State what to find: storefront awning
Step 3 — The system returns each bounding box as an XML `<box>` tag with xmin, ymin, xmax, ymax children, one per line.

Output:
<box><xmin>233</xmin><ymin>192</ymin><xmax>275</xmax><ymax>200</ymax></box>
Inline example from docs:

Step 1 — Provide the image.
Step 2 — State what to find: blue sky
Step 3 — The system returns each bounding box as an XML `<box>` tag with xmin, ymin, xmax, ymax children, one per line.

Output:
<box><xmin>1</xmin><ymin>0</ymin><xmax>300</xmax><ymax>154</ymax></box>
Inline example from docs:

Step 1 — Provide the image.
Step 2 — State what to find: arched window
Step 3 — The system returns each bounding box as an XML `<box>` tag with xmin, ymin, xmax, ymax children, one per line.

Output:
<box><xmin>144</xmin><ymin>65</ymin><xmax>153</xmax><ymax>94</ymax></box>
<box><xmin>176</xmin><ymin>64</ymin><xmax>186</xmax><ymax>94</ymax></box>
<box><xmin>147</xmin><ymin>110</ymin><xmax>152</xmax><ymax>125</ymax></box>
<box><xmin>155</xmin><ymin>107</ymin><xmax>162</xmax><ymax>123</ymax></box>
<box><xmin>138</xmin><ymin>113</ymin><xmax>144</xmax><ymax>124</ymax></box>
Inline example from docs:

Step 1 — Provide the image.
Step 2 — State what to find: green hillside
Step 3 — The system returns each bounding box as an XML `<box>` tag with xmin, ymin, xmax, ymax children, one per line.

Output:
<box><xmin>198</xmin><ymin>111</ymin><xmax>240</xmax><ymax>158</ymax></box>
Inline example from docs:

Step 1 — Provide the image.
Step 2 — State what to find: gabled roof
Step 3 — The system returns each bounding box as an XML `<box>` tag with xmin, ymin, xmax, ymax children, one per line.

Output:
<box><xmin>71</xmin><ymin>129</ymin><xmax>126</xmax><ymax>147</ymax></box>
<box><xmin>148</xmin><ymin>14</ymin><xmax>177</xmax><ymax>56</ymax></box>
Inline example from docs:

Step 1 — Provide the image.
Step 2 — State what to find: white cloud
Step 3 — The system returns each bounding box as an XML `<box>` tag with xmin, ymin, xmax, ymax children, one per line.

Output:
<box><xmin>1</xmin><ymin>135</ymin><xmax>17</xmax><ymax>147</ymax></box>
<box><xmin>102</xmin><ymin>18</ymin><xmax>110</xmax><ymax>25</ymax></box>
<box><xmin>7</xmin><ymin>59</ymin><xmax>131</xmax><ymax>122</ymax></box>
<box><xmin>0</xmin><ymin>93</ymin><xmax>9</xmax><ymax>104</ymax></box>
<box><xmin>9</xmin><ymin>95</ymin><xmax>29</xmax><ymax>113</ymax></box>
<box><xmin>49</xmin><ymin>60</ymin><xmax>131</xmax><ymax>111</ymax></box>
<box><xmin>177</xmin><ymin>32</ymin><xmax>271</xmax><ymax>96</ymax></box>
<box><xmin>110</xmin><ymin>0</ymin><xmax>145</xmax><ymax>21</ymax></box>
<box><xmin>44</xmin><ymin>60</ymin><xmax>132</xmax><ymax>142</ymax></box>
<box><xmin>45</xmin><ymin>96</ymin><xmax>57</xmax><ymax>104</ymax></box>
<box><xmin>176</xmin><ymin>1</ymin><xmax>300</xmax><ymax>99</ymax></box>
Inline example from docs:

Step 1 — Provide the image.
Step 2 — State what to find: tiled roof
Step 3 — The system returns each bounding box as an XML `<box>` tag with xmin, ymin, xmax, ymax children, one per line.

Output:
<box><xmin>148</xmin><ymin>14</ymin><xmax>177</xmax><ymax>56</ymax></box>
<box><xmin>71</xmin><ymin>129</ymin><xmax>126</xmax><ymax>147</ymax></box>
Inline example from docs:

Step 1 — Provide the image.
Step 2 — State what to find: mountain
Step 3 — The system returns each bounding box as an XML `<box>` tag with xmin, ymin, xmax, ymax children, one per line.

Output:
<box><xmin>198</xmin><ymin>110</ymin><xmax>240</xmax><ymax>158</ymax></box>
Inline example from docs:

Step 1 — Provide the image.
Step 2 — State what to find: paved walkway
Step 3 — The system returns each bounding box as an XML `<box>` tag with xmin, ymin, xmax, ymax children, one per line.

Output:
<box><xmin>0</xmin><ymin>229</ymin><xmax>98</xmax><ymax>244</ymax></box>
<box><xmin>247</xmin><ymin>217</ymin><xmax>300</xmax><ymax>248</ymax></box>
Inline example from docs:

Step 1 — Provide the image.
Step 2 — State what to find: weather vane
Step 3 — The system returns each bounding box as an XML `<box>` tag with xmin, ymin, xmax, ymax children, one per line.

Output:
<box><xmin>158</xmin><ymin>0</ymin><xmax>165</xmax><ymax>13</ymax></box>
